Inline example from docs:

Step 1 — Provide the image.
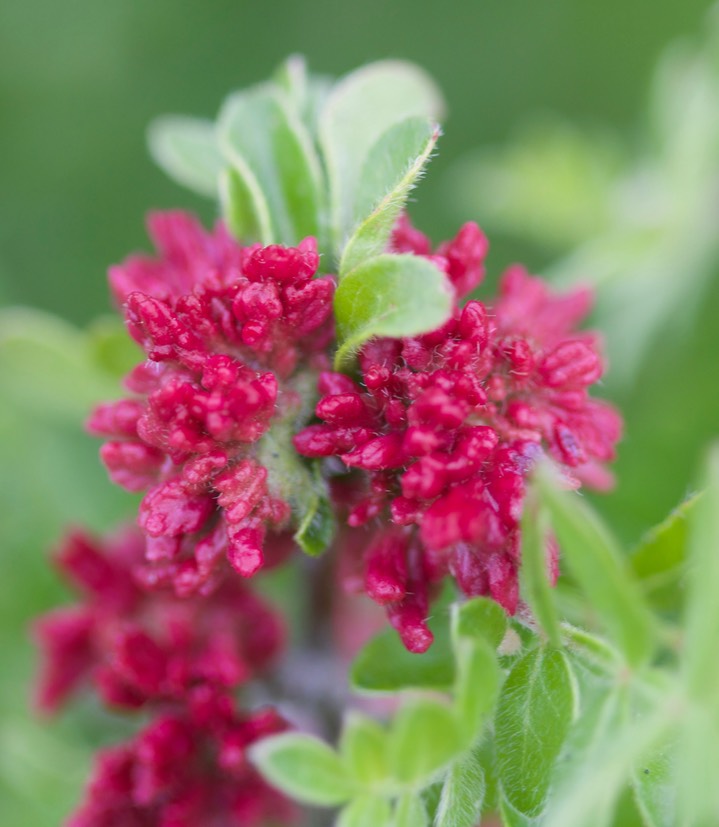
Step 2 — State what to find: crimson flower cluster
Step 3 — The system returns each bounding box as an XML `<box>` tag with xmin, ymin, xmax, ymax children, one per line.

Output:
<box><xmin>88</xmin><ymin>212</ymin><xmax>335</xmax><ymax>593</ymax></box>
<box><xmin>294</xmin><ymin>217</ymin><xmax>622</xmax><ymax>652</ymax></box>
<box><xmin>35</xmin><ymin>528</ymin><xmax>292</xmax><ymax>827</ymax></box>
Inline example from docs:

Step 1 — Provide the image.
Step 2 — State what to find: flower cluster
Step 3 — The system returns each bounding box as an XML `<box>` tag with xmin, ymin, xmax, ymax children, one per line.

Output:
<box><xmin>295</xmin><ymin>218</ymin><xmax>622</xmax><ymax>652</ymax></box>
<box><xmin>88</xmin><ymin>212</ymin><xmax>335</xmax><ymax>592</ymax></box>
<box><xmin>35</xmin><ymin>528</ymin><xmax>292</xmax><ymax>827</ymax></box>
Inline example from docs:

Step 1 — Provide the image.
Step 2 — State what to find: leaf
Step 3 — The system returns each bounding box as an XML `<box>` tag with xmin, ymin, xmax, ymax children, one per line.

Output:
<box><xmin>677</xmin><ymin>444</ymin><xmax>719</xmax><ymax>824</ymax></box>
<box><xmin>452</xmin><ymin>596</ymin><xmax>508</xmax><ymax>650</ymax></box>
<box><xmin>632</xmin><ymin>744</ymin><xmax>676</xmax><ymax>827</ymax></box>
<box><xmin>434</xmin><ymin>751</ymin><xmax>485</xmax><ymax>827</ymax></box>
<box><xmin>499</xmin><ymin>796</ymin><xmax>539</xmax><ymax>827</ymax></box>
<box><xmin>453</xmin><ymin>638</ymin><xmax>501</xmax><ymax>743</ymax></box>
<box><xmin>220</xmin><ymin>166</ymin><xmax>273</xmax><ymax>244</ymax></box>
<box><xmin>333</xmin><ymin>254</ymin><xmax>452</xmax><ymax>369</ymax></box>
<box><xmin>257</xmin><ymin>420</ymin><xmax>335</xmax><ymax>557</ymax></box>
<box><xmin>219</xmin><ymin>86</ymin><xmax>324</xmax><ymax>245</ymax></box>
<box><xmin>536</xmin><ymin>463</ymin><xmax>657</xmax><ymax>666</ymax></box>
<box><xmin>248</xmin><ymin>733</ymin><xmax>355</xmax><ymax>806</ymax></box>
<box><xmin>339</xmin><ymin>712</ymin><xmax>389</xmax><ymax>787</ymax></box>
<box><xmin>337</xmin><ymin>795</ymin><xmax>393</xmax><ymax>827</ymax></box>
<box><xmin>630</xmin><ymin>494</ymin><xmax>699</xmax><ymax>612</ymax></box>
<box><xmin>543</xmin><ymin>688</ymin><xmax>673</xmax><ymax>827</ymax></box>
<box><xmin>339</xmin><ymin>118</ymin><xmax>439</xmax><ymax>276</ymax></box>
<box><xmin>0</xmin><ymin>308</ymin><xmax>123</xmax><ymax>422</ymax></box>
<box><xmin>389</xmin><ymin>699</ymin><xmax>463</xmax><ymax>786</ymax></box>
<box><xmin>394</xmin><ymin>793</ymin><xmax>429</xmax><ymax>827</ymax></box>
<box><xmin>319</xmin><ymin>60</ymin><xmax>444</xmax><ymax>247</ymax></box>
<box><xmin>350</xmin><ymin>613</ymin><xmax>454</xmax><ymax>694</ymax></box>
<box><xmin>147</xmin><ymin>115</ymin><xmax>224</xmax><ymax>197</ymax></box>
<box><xmin>495</xmin><ymin>646</ymin><xmax>578</xmax><ymax>817</ymax></box>
<box><xmin>87</xmin><ymin>316</ymin><xmax>143</xmax><ymax>379</ymax></box>
<box><xmin>519</xmin><ymin>492</ymin><xmax>562</xmax><ymax>647</ymax></box>
<box><xmin>560</xmin><ymin>623</ymin><xmax>623</xmax><ymax>675</ymax></box>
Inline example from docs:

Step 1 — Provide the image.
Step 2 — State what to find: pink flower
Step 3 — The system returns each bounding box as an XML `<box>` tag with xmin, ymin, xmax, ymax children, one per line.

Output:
<box><xmin>294</xmin><ymin>218</ymin><xmax>621</xmax><ymax>652</ymax></box>
<box><xmin>34</xmin><ymin>528</ymin><xmax>284</xmax><ymax>712</ymax></box>
<box><xmin>67</xmin><ymin>687</ymin><xmax>294</xmax><ymax>827</ymax></box>
<box><xmin>89</xmin><ymin>212</ymin><xmax>335</xmax><ymax>590</ymax></box>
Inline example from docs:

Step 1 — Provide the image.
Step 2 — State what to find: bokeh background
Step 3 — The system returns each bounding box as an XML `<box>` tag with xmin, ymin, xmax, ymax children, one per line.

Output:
<box><xmin>1</xmin><ymin>0</ymin><xmax>718</xmax><ymax>822</ymax></box>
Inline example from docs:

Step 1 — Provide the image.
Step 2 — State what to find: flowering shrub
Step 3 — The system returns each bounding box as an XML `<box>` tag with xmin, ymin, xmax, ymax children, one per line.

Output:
<box><xmin>32</xmin><ymin>56</ymin><xmax>719</xmax><ymax>827</ymax></box>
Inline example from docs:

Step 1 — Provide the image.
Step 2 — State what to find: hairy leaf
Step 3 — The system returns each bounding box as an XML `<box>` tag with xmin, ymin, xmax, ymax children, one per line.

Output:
<box><xmin>248</xmin><ymin>733</ymin><xmax>354</xmax><ymax>806</ymax></box>
<box><xmin>633</xmin><ymin>744</ymin><xmax>676</xmax><ymax>827</ymax></box>
<box><xmin>454</xmin><ymin>638</ymin><xmax>501</xmax><ymax>743</ymax></box>
<box><xmin>495</xmin><ymin>646</ymin><xmax>578</xmax><ymax>817</ymax></box>
<box><xmin>147</xmin><ymin>116</ymin><xmax>223</xmax><ymax>197</ymax></box>
<box><xmin>319</xmin><ymin>60</ymin><xmax>443</xmax><ymax>247</ymax></box>
<box><xmin>434</xmin><ymin>750</ymin><xmax>485</xmax><ymax>827</ymax></box>
<box><xmin>333</xmin><ymin>254</ymin><xmax>452</xmax><ymax>369</ymax></box>
<box><xmin>339</xmin><ymin>117</ymin><xmax>439</xmax><ymax>276</ymax></box>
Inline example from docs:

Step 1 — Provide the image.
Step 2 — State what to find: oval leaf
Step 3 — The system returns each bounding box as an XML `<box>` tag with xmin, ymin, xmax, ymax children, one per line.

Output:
<box><xmin>339</xmin><ymin>117</ymin><xmax>439</xmax><ymax>276</ymax></box>
<box><xmin>248</xmin><ymin>732</ymin><xmax>354</xmax><ymax>806</ymax></box>
<box><xmin>333</xmin><ymin>254</ymin><xmax>452</xmax><ymax>369</ymax></box>
<box><xmin>454</xmin><ymin>638</ymin><xmax>501</xmax><ymax>743</ymax></box>
<box><xmin>453</xmin><ymin>596</ymin><xmax>508</xmax><ymax>650</ymax></box>
<box><xmin>219</xmin><ymin>86</ymin><xmax>324</xmax><ymax>245</ymax></box>
<box><xmin>350</xmin><ymin>615</ymin><xmax>453</xmax><ymax>694</ymax></box>
<box><xmin>339</xmin><ymin>712</ymin><xmax>389</xmax><ymax>787</ymax></box>
<box><xmin>495</xmin><ymin>646</ymin><xmax>578</xmax><ymax>817</ymax></box>
<box><xmin>147</xmin><ymin>115</ymin><xmax>223</xmax><ymax>197</ymax></box>
<box><xmin>319</xmin><ymin>60</ymin><xmax>444</xmax><ymax>247</ymax></box>
<box><xmin>389</xmin><ymin>699</ymin><xmax>463</xmax><ymax>785</ymax></box>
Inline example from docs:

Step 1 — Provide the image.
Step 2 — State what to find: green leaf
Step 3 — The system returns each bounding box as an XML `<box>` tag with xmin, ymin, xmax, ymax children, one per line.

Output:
<box><xmin>631</xmin><ymin>494</ymin><xmax>699</xmax><ymax>612</ymax></box>
<box><xmin>495</xmin><ymin>646</ymin><xmax>578</xmax><ymax>817</ymax></box>
<box><xmin>544</xmin><ymin>688</ymin><xmax>673</xmax><ymax>827</ymax></box>
<box><xmin>333</xmin><ymin>253</ymin><xmax>452</xmax><ymax>369</ymax></box>
<box><xmin>319</xmin><ymin>60</ymin><xmax>444</xmax><ymax>248</ymax></box>
<box><xmin>219</xmin><ymin>86</ymin><xmax>324</xmax><ymax>245</ymax></box>
<box><xmin>560</xmin><ymin>623</ymin><xmax>623</xmax><ymax>675</ymax></box>
<box><xmin>677</xmin><ymin>444</ymin><xmax>719</xmax><ymax>824</ymax></box>
<box><xmin>434</xmin><ymin>751</ymin><xmax>485</xmax><ymax>827</ymax></box>
<box><xmin>339</xmin><ymin>117</ymin><xmax>439</xmax><ymax>276</ymax></box>
<box><xmin>389</xmin><ymin>699</ymin><xmax>463</xmax><ymax>786</ymax></box>
<box><xmin>394</xmin><ymin>793</ymin><xmax>429</xmax><ymax>827</ymax></box>
<box><xmin>536</xmin><ymin>464</ymin><xmax>657</xmax><ymax>666</ymax></box>
<box><xmin>339</xmin><ymin>712</ymin><xmax>389</xmax><ymax>787</ymax></box>
<box><xmin>220</xmin><ymin>166</ymin><xmax>273</xmax><ymax>244</ymax></box>
<box><xmin>452</xmin><ymin>597</ymin><xmax>508</xmax><ymax>650</ymax></box>
<box><xmin>632</xmin><ymin>744</ymin><xmax>676</xmax><ymax>827</ymax></box>
<box><xmin>257</xmin><ymin>419</ymin><xmax>335</xmax><ymax>557</ymax></box>
<box><xmin>337</xmin><ymin>795</ymin><xmax>393</xmax><ymax>827</ymax></box>
<box><xmin>87</xmin><ymin>316</ymin><xmax>143</xmax><ymax>379</ymax></box>
<box><xmin>248</xmin><ymin>732</ymin><xmax>355</xmax><ymax>806</ymax></box>
<box><xmin>453</xmin><ymin>638</ymin><xmax>501</xmax><ymax>743</ymax></box>
<box><xmin>519</xmin><ymin>492</ymin><xmax>562</xmax><ymax>647</ymax></box>
<box><xmin>350</xmin><ymin>613</ymin><xmax>454</xmax><ymax>694</ymax></box>
<box><xmin>0</xmin><ymin>308</ymin><xmax>123</xmax><ymax>421</ymax></box>
<box><xmin>499</xmin><ymin>796</ymin><xmax>539</xmax><ymax>827</ymax></box>
<box><xmin>147</xmin><ymin>115</ymin><xmax>224</xmax><ymax>197</ymax></box>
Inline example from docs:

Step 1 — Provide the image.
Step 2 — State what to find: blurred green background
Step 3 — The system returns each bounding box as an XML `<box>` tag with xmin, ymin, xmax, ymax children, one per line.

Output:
<box><xmin>1</xmin><ymin>0</ymin><xmax>718</xmax><ymax>823</ymax></box>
